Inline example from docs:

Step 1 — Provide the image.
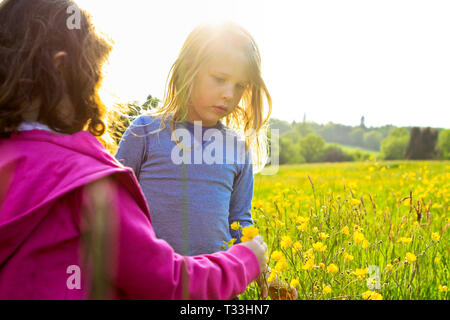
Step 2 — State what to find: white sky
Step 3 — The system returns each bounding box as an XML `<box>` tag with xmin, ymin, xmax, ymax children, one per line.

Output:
<box><xmin>73</xmin><ymin>0</ymin><xmax>450</xmax><ymax>128</ymax></box>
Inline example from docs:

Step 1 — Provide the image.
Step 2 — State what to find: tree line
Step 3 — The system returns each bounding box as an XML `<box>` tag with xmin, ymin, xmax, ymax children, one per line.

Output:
<box><xmin>111</xmin><ymin>97</ymin><xmax>450</xmax><ymax>164</ymax></box>
<box><xmin>269</xmin><ymin>117</ymin><xmax>450</xmax><ymax>164</ymax></box>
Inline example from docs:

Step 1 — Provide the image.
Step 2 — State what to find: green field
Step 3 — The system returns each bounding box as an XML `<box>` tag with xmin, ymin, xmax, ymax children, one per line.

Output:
<box><xmin>239</xmin><ymin>160</ymin><xmax>449</xmax><ymax>300</ymax></box>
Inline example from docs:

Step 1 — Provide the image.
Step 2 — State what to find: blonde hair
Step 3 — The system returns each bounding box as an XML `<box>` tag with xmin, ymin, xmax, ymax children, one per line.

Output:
<box><xmin>151</xmin><ymin>21</ymin><xmax>272</xmax><ymax>172</ymax></box>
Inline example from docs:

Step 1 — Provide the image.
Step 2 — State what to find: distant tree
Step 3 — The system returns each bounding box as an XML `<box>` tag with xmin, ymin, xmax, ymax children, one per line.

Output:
<box><xmin>322</xmin><ymin>144</ymin><xmax>351</xmax><ymax>162</ymax></box>
<box><xmin>299</xmin><ymin>133</ymin><xmax>325</xmax><ymax>163</ymax></box>
<box><xmin>380</xmin><ymin>128</ymin><xmax>409</xmax><ymax>160</ymax></box>
<box><xmin>294</xmin><ymin>122</ymin><xmax>314</xmax><ymax>137</ymax></box>
<box><xmin>279</xmin><ymin>137</ymin><xmax>305</xmax><ymax>164</ymax></box>
<box><xmin>350</xmin><ymin>127</ymin><xmax>365</xmax><ymax>147</ymax></box>
<box><xmin>281</xmin><ymin>129</ymin><xmax>302</xmax><ymax>144</ymax></box>
<box><xmin>269</xmin><ymin>119</ymin><xmax>292</xmax><ymax>135</ymax></box>
<box><xmin>363</xmin><ymin>130</ymin><xmax>383</xmax><ymax>150</ymax></box>
<box><xmin>406</xmin><ymin>127</ymin><xmax>438</xmax><ymax>160</ymax></box>
<box><xmin>437</xmin><ymin>129</ymin><xmax>450</xmax><ymax>159</ymax></box>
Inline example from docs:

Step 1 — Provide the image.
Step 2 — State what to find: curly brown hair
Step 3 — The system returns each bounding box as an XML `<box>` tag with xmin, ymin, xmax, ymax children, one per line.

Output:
<box><xmin>0</xmin><ymin>0</ymin><xmax>112</xmax><ymax>139</ymax></box>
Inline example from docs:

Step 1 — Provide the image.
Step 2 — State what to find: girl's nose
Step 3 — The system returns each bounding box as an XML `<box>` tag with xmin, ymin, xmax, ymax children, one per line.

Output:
<box><xmin>222</xmin><ymin>84</ymin><xmax>234</xmax><ymax>101</ymax></box>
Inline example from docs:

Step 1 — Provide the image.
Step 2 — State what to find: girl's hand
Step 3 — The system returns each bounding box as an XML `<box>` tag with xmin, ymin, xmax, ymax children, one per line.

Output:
<box><xmin>256</xmin><ymin>269</ymin><xmax>298</xmax><ymax>300</ymax></box>
<box><xmin>239</xmin><ymin>235</ymin><xmax>268</xmax><ymax>274</ymax></box>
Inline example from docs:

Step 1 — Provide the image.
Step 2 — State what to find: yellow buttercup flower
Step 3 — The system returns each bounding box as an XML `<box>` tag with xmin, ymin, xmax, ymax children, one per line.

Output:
<box><xmin>312</xmin><ymin>242</ymin><xmax>327</xmax><ymax>252</ymax></box>
<box><xmin>296</xmin><ymin>216</ymin><xmax>310</xmax><ymax>224</ymax></box>
<box><xmin>406</xmin><ymin>252</ymin><xmax>417</xmax><ymax>263</ymax></box>
<box><xmin>343</xmin><ymin>252</ymin><xmax>354</xmax><ymax>261</ymax></box>
<box><xmin>431</xmin><ymin>232</ymin><xmax>441</xmax><ymax>241</ymax></box>
<box><xmin>302</xmin><ymin>258</ymin><xmax>315</xmax><ymax>271</ymax></box>
<box><xmin>271</xmin><ymin>250</ymin><xmax>284</xmax><ymax>261</ymax></box>
<box><xmin>313</xmin><ymin>227</ymin><xmax>319</xmax><ymax>233</ymax></box>
<box><xmin>386</xmin><ymin>264</ymin><xmax>393</xmax><ymax>271</ymax></box>
<box><xmin>362</xmin><ymin>239</ymin><xmax>370</xmax><ymax>249</ymax></box>
<box><xmin>230</xmin><ymin>222</ymin><xmax>241</xmax><ymax>231</ymax></box>
<box><xmin>240</xmin><ymin>226</ymin><xmax>259</xmax><ymax>242</ymax></box>
<box><xmin>303</xmin><ymin>248</ymin><xmax>314</xmax><ymax>259</ymax></box>
<box><xmin>297</xmin><ymin>223</ymin><xmax>308</xmax><ymax>232</ymax></box>
<box><xmin>353</xmin><ymin>268</ymin><xmax>368</xmax><ymax>280</ymax></box>
<box><xmin>397</xmin><ymin>237</ymin><xmax>412</xmax><ymax>244</ymax></box>
<box><xmin>280</xmin><ymin>235</ymin><xmax>292</xmax><ymax>248</ymax></box>
<box><xmin>353</xmin><ymin>231</ymin><xmax>365</xmax><ymax>244</ymax></box>
<box><xmin>438</xmin><ymin>285</ymin><xmax>448</xmax><ymax>293</ymax></box>
<box><xmin>327</xmin><ymin>263</ymin><xmax>339</xmax><ymax>274</ymax></box>
<box><xmin>267</xmin><ymin>271</ymin><xmax>277</xmax><ymax>282</ymax></box>
<box><xmin>322</xmin><ymin>285</ymin><xmax>332</xmax><ymax>294</ymax></box>
<box><xmin>274</xmin><ymin>258</ymin><xmax>288</xmax><ymax>272</ymax></box>
<box><xmin>434</xmin><ymin>257</ymin><xmax>441</xmax><ymax>264</ymax></box>
<box><xmin>293</xmin><ymin>241</ymin><xmax>302</xmax><ymax>253</ymax></box>
<box><xmin>341</xmin><ymin>226</ymin><xmax>350</xmax><ymax>236</ymax></box>
<box><xmin>290</xmin><ymin>278</ymin><xmax>299</xmax><ymax>288</ymax></box>
<box><xmin>319</xmin><ymin>232</ymin><xmax>329</xmax><ymax>240</ymax></box>
<box><xmin>362</xmin><ymin>290</ymin><xmax>383</xmax><ymax>300</ymax></box>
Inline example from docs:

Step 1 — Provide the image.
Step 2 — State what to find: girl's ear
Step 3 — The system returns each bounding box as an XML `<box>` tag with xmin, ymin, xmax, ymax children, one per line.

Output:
<box><xmin>52</xmin><ymin>51</ymin><xmax>68</xmax><ymax>75</ymax></box>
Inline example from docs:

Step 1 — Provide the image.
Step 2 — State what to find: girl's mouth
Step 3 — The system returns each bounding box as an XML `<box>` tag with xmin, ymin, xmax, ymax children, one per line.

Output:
<box><xmin>213</xmin><ymin>106</ymin><xmax>228</xmax><ymax>115</ymax></box>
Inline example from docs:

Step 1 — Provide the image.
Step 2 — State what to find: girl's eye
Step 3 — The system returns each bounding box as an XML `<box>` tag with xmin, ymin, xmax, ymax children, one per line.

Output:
<box><xmin>236</xmin><ymin>83</ymin><xmax>246</xmax><ymax>90</ymax></box>
<box><xmin>214</xmin><ymin>76</ymin><xmax>225</xmax><ymax>83</ymax></box>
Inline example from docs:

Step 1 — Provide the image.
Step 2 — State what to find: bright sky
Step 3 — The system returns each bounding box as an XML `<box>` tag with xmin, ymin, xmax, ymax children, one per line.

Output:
<box><xmin>74</xmin><ymin>0</ymin><xmax>450</xmax><ymax>129</ymax></box>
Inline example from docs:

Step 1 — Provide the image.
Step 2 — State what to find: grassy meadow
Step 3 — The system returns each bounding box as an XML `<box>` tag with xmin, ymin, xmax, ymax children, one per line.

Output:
<box><xmin>239</xmin><ymin>160</ymin><xmax>449</xmax><ymax>300</ymax></box>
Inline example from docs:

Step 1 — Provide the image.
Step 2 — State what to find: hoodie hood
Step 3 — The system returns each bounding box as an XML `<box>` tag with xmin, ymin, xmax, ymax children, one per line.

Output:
<box><xmin>0</xmin><ymin>130</ymin><xmax>149</xmax><ymax>267</ymax></box>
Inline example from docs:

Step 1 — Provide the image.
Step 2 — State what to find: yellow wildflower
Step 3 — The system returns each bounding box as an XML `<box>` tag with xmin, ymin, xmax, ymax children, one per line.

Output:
<box><xmin>327</xmin><ymin>263</ymin><xmax>339</xmax><ymax>274</ymax></box>
<box><xmin>312</xmin><ymin>242</ymin><xmax>327</xmax><ymax>252</ymax></box>
<box><xmin>434</xmin><ymin>257</ymin><xmax>441</xmax><ymax>264</ymax></box>
<box><xmin>296</xmin><ymin>216</ymin><xmax>310</xmax><ymax>224</ymax></box>
<box><xmin>230</xmin><ymin>222</ymin><xmax>241</xmax><ymax>231</ymax></box>
<box><xmin>362</xmin><ymin>239</ymin><xmax>370</xmax><ymax>249</ymax></box>
<box><xmin>271</xmin><ymin>250</ymin><xmax>284</xmax><ymax>261</ymax></box>
<box><xmin>319</xmin><ymin>263</ymin><xmax>325</xmax><ymax>269</ymax></box>
<box><xmin>438</xmin><ymin>285</ymin><xmax>448</xmax><ymax>293</ymax></box>
<box><xmin>297</xmin><ymin>223</ymin><xmax>308</xmax><ymax>232</ymax></box>
<box><xmin>267</xmin><ymin>271</ymin><xmax>277</xmax><ymax>282</ymax></box>
<box><xmin>240</xmin><ymin>226</ymin><xmax>259</xmax><ymax>242</ymax></box>
<box><xmin>302</xmin><ymin>258</ymin><xmax>315</xmax><ymax>271</ymax></box>
<box><xmin>290</xmin><ymin>278</ymin><xmax>299</xmax><ymax>288</ymax></box>
<box><xmin>406</xmin><ymin>252</ymin><xmax>417</xmax><ymax>263</ymax></box>
<box><xmin>303</xmin><ymin>248</ymin><xmax>314</xmax><ymax>259</ymax></box>
<box><xmin>386</xmin><ymin>264</ymin><xmax>393</xmax><ymax>271</ymax></box>
<box><xmin>280</xmin><ymin>235</ymin><xmax>292</xmax><ymax>248</ymax></box>
<box><xmin>353</xmin><ymin>268</ymin><xmax>368</xmax><ymax>280</ymax></box>
<box><xmin>343</xmin><ymin>252</ymin><xmax>354</xmax><ymax>261</ymax></box>
<box><xmin>362</xmin><ymin>290</ymin><xmax>383</xmax><ymax>300</ymax></box>
<box><xmin>293</xmin><ymin>241</ymin><xmax>302</xmax><ymax>253</ymax></box>
<box><xmin>353</xmin><ymin>231</ymin><xmax>365</xmax><ymax>244</ymax></box>
<box><xmin>222</xmin><ymin>238</ymin><xmax>236</xmax><ymax>248</ymax></box>
<box><xmin>274</xmin><ymin>258</ymin><xmax>288</xmax><ymax>272</ymax></box>
<box><xmin>341</xmin><ymin>226</ymin><xmax>350</xmax><ymax>236</ymax></box>
<box><xmin>319</xmin><ymin>232</ymin><xmax>329</xmax><ymax>240</ymax></box>
<box><xmin>313</xmin><ymin>227</ymin><xmax>319</xmax><ymax>233</ymax></box>
<box><xmin>350</xmin><ymin>198</ymin><xmax>360</xmax><ymax>206</ymax></box>
<box><xmin>322</xmin><ymin>285</ymin><xmax>332</xmax><ymax>294</ymax></box>
<box><xmin>397</xmin><ymin>237</ymin><xmax>412</xmax><ymax>244</ymax></box>
<box><xmin>431</xmin><ymin>232</ymin><xmax>441</xmax><ymax>241</ymax></box>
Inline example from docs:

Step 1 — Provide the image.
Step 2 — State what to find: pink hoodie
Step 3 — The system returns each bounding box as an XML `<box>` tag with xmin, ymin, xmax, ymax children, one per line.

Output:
<box><xmin>0</xmin><ymin>130</ymin><xmax>260</xmax><ymax>300</ymax></box>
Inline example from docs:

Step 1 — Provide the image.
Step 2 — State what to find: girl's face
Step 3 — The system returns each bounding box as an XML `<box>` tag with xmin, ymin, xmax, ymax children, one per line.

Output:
<box><xmin>188</xmin><ymin>53</ymin><xmax>249</xmax><ymax>126</ymax></box>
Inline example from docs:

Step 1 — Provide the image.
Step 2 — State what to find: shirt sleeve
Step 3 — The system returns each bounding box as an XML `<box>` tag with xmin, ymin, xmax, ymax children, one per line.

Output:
<box><xmin>115</xmin><ymin>117</ymin><xmax>148</xmax><ymax>179</ymax></box>
<box><xmin>82</xmin><ymin>175</ymin><xmax>260</xmax><ymax>300</ymax></box>
<box><xmin>228</xmin><ymin>151</ymin><xmax>254</xmax><ymax>243</ymax></box>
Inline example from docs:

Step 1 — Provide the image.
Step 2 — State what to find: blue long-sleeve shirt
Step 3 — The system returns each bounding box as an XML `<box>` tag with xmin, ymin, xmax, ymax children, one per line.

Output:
<box><xmin>115</xmin><ymin>115</ymin><xmax>254</xmax><ymax>256</ymax></box>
